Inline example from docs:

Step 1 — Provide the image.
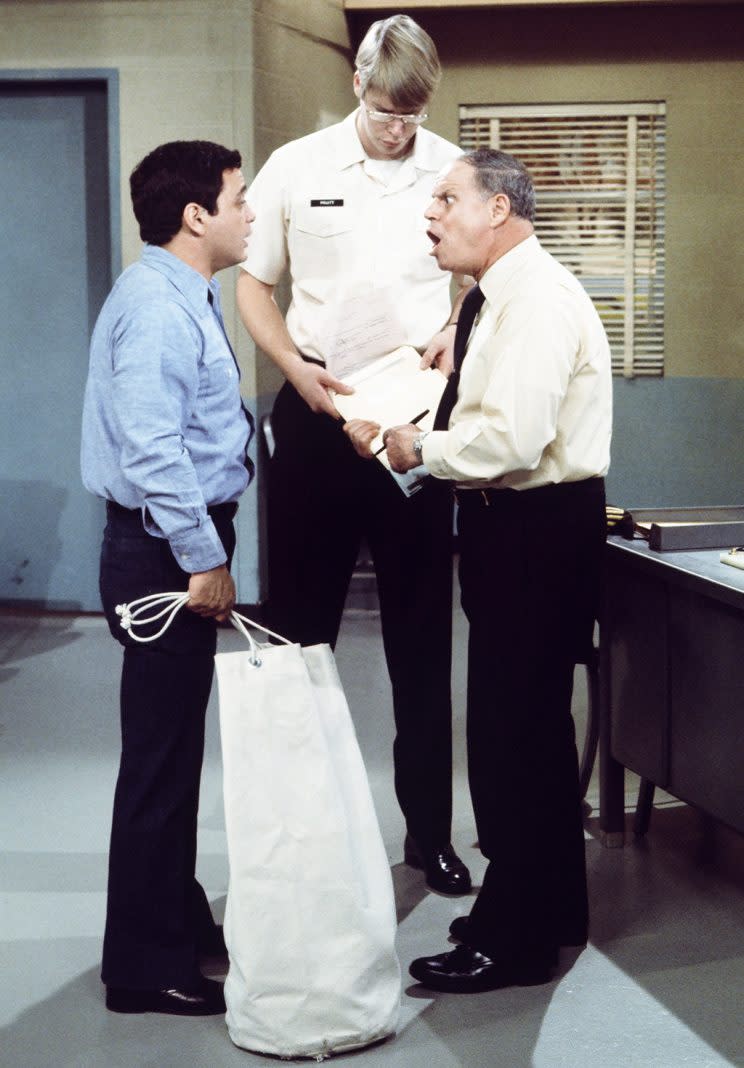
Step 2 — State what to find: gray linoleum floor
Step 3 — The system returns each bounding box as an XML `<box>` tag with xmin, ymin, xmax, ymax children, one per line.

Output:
<box><xmin>2</xmin><ymin>594</ymin><xmax>744</xmax><ymax>1068</ymax></box>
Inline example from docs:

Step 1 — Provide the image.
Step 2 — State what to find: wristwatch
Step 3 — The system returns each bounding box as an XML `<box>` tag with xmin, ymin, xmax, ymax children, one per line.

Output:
<box><xmin>412</xmin><ymin>430</ymin><xmax>430</xmax><ymax>465</ymax></box>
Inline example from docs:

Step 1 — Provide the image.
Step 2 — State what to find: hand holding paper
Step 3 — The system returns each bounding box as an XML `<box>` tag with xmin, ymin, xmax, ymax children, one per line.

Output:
<box><xmin>289</xmin><ymin>360</ymin><xmax>353</xmax><ymax>418</ymax></box>
<box><xmin>332</xmin><ymin>346</ymin><xmax>447</xmax><ymax>466</ymax></box>
<box><xmin>344</xmin><ymin>418</ymin><xmax>382</xmax><ymax>459</ymax></box>
<box><xmin>420</xmin><ymin>324</ymin><xmax>457</xmax><ymax>378</ymax></box>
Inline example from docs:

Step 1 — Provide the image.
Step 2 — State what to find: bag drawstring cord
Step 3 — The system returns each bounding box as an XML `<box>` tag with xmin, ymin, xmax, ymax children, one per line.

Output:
<box><xmin>115</xmin><ymin>592</ymin><xmax>290</xmax><ymax>667</ymax></box>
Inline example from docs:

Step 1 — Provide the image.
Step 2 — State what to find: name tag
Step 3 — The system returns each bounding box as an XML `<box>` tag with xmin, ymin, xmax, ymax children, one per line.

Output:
<box><xmin>310</xmin><ymin>198</ymin><xmax>344</xmax><ymax>207</ymax></box>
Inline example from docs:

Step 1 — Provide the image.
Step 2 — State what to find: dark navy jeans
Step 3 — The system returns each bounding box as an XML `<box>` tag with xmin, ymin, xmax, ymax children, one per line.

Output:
<box><xmin>99</xmin><ymin>501</ymin><xmax>236</xmax><ymax>990</ymax></box>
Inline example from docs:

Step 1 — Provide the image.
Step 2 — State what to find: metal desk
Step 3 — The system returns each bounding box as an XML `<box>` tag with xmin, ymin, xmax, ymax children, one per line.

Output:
<box><xmin>599</xmin><ymin>536</ymin><xmax>744</xmax><ymax>846</ymax></box>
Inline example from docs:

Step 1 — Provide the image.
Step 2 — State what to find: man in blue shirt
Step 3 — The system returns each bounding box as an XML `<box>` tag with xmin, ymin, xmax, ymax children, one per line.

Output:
<box><xmin>81</xmin><ymin>140</ymin><xmax>255</xmax><ymax>1016</ymax></box>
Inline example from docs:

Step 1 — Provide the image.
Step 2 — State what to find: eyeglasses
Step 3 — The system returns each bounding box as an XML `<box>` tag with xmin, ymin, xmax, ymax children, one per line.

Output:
<box><xmin>363</xmin><ymin>103</ymin><xmax>428</xmax><ymax>128</ymax></box>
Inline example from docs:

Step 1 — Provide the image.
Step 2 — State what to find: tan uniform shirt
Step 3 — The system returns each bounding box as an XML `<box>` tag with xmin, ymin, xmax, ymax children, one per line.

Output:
<box><xmin>241</xmin><ymin>111</ymin><xmax>464</xmax><ymax>375</ymax></box>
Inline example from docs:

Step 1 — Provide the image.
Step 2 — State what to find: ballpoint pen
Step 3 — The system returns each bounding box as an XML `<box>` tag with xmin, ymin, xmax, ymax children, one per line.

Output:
<box><xmin>374</xmin><ymin>409</ymin><xmax>430</xmax><ymax>456</ymax></box>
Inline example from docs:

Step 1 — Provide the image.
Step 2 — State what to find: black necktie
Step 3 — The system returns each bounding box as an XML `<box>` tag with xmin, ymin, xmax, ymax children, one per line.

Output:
<box><xmin>433</xmin><ymin>284</ymin><xmax>485</xmax><ymax>431</ymax></box>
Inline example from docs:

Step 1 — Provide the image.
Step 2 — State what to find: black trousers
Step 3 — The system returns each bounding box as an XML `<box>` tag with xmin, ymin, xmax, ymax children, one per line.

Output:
<box><xmin>456</xmin><ymin>478</ymin><xmax>606</xmax><ymax>960</ymax></box>
<box><xmin>98</xmin><ymin>501</ymin><xmax>236</xmax><ymax>990</ymax></box>
<box><xmin>267</xmin><ymin>381</ymin><xmax>455</xmax><ymax>849</ymax></box>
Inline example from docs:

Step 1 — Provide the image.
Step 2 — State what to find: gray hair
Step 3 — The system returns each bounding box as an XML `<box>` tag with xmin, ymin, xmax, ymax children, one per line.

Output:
<box><xmin>462</xmin><ymin>149</ymin><xmax>536</xmax><ymax>223</ymax></box>
<box><xmin>354</xmin><ymin>14</ymin><xmax>441</xmax><ymax>112</ymax></box>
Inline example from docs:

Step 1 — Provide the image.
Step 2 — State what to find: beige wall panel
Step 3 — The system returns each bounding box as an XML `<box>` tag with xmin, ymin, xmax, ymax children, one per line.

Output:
<box><xmin>1</xmin><ymin>6</ymin><xmax>247</xmax><ymax>69</ymax></box>
<box><xmin>253</xmin><ymin>25</ymin><xmax>351</xmax><ymax>104</ymax></box>
<box><xmin>124</xmin><ymin>72</ymin><xmax>237</xmax><ymax>128</ymax></box>
<box><xmin>253</xmin><ymin>0</ymin><xmax>348</xmax><ymax>40</ymax></box>
<box><xmin>253</xmin><ymin>66</ymin><xmax>351</xmax><ymax>145</ymax></box>
<box><xmin>667</xmin><ymin>183</ymin><xmax>743</xmax><ymax>378</ymax></box>
<box><xmin>669</xmin><ymin>80</ymin><xmax>744</xmax><ymax>150</ymax></box>
<box><xmin>252</xmin><ymin>6</ymin><xmax>351</xmax><ymax>157</ymax></box>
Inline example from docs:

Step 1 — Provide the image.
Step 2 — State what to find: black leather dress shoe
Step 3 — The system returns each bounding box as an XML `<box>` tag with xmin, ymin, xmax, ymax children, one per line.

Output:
<box><xmin>449</xmin><ymin>915</ymin><xmax>586</xmax><ymax>949</ymax></box>
<box><xmin>105</xmin><ymin>977</ymin><xmax>226</xmax><ymax>1016</ymax></box>
<box><xmin>409</xmin><ymin>943</ymin><xmax>556</xmax><ymax>993</ymax></box>
<box><xmin>404</xmin><ymin>836</ymin><xmax>472</xmax><ymax>896</ymax></box>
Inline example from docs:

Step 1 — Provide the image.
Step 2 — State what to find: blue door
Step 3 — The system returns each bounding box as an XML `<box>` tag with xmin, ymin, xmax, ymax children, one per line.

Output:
<box><xmin>0</xmin><ymin>79</ymin><xmax>113</xmax><ymax>610</ymax></box>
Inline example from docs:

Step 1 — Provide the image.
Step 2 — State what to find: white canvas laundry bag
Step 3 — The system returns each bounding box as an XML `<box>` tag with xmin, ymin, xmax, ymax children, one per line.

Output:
<box><xmin>215</xmin><ymin>614</ymin><xmax>401</xmax><ymax>1060</ymax></box>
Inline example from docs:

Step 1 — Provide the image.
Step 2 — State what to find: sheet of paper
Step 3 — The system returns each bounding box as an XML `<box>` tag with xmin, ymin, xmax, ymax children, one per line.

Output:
<box><xmin>332</xmin><ymin>345</ymin><xmax>448</xmax><ymax>460</ymax></box>
<box><xmin>316</xmin><ymin>288</ymin><xmax>406</xmax><ymax>380</ymax></box>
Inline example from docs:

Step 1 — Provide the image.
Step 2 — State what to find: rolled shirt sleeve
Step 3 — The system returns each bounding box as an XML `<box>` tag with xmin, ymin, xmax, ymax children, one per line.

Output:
<box><xmin>240</xmin><ymin>151</ymin><xmax>288</xmax><ymax>287</ymax></box>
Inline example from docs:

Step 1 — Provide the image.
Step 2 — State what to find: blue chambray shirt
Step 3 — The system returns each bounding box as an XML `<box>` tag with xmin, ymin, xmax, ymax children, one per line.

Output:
<box><xmin>81</xmin><ymin>245</ymin><xmax>254</xmax><ymax>574</ymax></box>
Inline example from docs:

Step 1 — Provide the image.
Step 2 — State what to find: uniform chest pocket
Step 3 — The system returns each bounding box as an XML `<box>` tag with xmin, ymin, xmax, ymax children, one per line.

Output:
<box><xmin>294</xmin><ymin>203</ymin><xmax>354</xmax><ymax>239</ymax></box>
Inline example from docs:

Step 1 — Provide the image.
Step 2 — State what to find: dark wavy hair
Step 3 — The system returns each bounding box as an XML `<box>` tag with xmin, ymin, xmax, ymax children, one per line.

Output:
<box><xmin>130</xmin><ymin>140</ymin><xmax>242</xmax><ymax>246</ymax></box>
<box><xmin>463</xmin><ymin>148</ymin><xmax>536</xmax><ymax>223</ymax></box>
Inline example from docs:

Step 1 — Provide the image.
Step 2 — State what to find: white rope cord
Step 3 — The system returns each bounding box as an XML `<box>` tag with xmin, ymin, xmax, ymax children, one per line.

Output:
<box><xmin>115</xmin><ymin>592</ymin><xmax>291</xmax><ymax>667</ymax></box>
<box><xmin>115</xmin><ymin>592</ymin><xmax>190</xmax><ymax>642</ymax></box>
<box><xmin>230</xmin><ymin>610</ymin><xmax>291</xmax><ymax>651</ymax></box>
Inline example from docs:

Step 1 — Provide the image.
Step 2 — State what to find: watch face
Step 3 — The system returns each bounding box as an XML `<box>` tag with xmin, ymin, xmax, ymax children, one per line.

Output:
<box><xmin>413</xmin><ymin>431</ymin><xmax>428</xmax><ymax>459</ymax></box>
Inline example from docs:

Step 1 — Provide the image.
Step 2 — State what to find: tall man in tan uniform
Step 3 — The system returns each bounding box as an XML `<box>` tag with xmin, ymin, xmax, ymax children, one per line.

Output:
<box><xmin>237</xmin><ymin>15</ymin><xmax>471</xmax><ymax>894</ymax></box>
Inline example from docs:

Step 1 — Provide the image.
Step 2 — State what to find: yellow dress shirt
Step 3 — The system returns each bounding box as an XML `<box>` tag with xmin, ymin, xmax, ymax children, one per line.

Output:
<box><xmin>422</xmin><ymin>235</ymin><xmax>612</xmax><ymax>489</ymax></box>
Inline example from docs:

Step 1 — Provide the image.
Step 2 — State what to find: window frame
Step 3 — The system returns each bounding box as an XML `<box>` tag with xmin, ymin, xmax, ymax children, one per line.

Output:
<box><xmin>459</xmin><ymin>101</ymin><xmax>667</xmax><ymax>377</ymax></box>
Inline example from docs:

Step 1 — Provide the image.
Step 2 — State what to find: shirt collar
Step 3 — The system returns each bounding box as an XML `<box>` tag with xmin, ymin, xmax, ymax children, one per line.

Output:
<box><xmin>332</xmin><ymin>109</ymin><xmax>448</xmax><ymax>177</ymax></box>
<box><xmin>334</xmin><ymin>111</ymin><xmax>368</xmax><ymax>170</ymax></box>
<box><xmin>479</xmin><ymin>234</ymin><xmax>540</xmax><ymax>308</ymax></box>
<box><xmin>140</xmin><ymin>244</ymin><xmax>218</xmax><ymax>313</ymax></box>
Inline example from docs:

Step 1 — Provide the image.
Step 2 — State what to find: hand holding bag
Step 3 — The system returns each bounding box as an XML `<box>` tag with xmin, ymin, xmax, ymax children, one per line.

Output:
<box><xmin>216</xmin><ymin>614</ymin><xmax>402</xmax><ymax>1060</ymax></box>
<box><xmin>115</xmin><ymin>595</ymin><xmax>401</xmax><ymax>1059</ymax></box>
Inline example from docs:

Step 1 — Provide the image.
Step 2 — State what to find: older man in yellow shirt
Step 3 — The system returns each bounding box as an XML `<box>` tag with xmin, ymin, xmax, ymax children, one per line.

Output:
<box><xmin>386</xmin><ymin>148</ymin><xmax>612</xmax><ymax>993</ymax></box>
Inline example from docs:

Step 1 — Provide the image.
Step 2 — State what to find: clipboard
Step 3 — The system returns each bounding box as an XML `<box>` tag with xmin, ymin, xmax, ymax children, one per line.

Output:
<box><xmin>331</xmin><ymin>345</ymin><xmax>448</xmax><ymax>497</ymax></box>
<box><xmin>331</xmin><ymin>345</ymin><xmax>448</xmax><ymax>464</ymax></box>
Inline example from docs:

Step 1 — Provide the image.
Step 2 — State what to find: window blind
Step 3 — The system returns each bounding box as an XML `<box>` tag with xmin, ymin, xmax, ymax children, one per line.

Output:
<box><xmin>459</xmin><ymin>102</ymin><xmax>666</xmax><ymax>377</ymax></box>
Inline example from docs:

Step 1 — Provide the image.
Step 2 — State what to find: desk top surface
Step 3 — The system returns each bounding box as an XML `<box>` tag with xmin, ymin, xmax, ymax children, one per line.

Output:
<box><xmin>607</xmin><ymin>535</ymin><xmax>744</xmax><ymax>607</ymax></box>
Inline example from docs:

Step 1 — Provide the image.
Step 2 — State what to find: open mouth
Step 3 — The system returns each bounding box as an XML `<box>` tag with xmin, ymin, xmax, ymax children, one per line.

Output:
<box><xmin>427</xmin><ymin>230</ymin><xmax>441</xmax><ymax>247</ymax></box>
